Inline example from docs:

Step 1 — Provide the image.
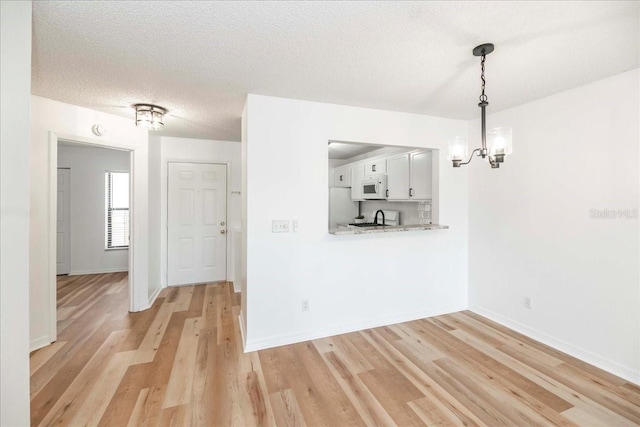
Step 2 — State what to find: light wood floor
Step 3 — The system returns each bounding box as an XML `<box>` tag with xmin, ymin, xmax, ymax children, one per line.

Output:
<box><xmin>30</xmin><ymin>273</ymin><xmax>639</xmax><ymax>426</ymax></box>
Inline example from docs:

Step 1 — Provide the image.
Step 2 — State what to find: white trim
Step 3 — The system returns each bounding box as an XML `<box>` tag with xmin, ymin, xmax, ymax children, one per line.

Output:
<box><xmin>30</xmin><ymin>336</ymin><xmax>53</xmax><ymax>352</ymax></box>
<box><xmin>147</xmin><ymin>284</ymin><xmax>163</xmax><ymax>309</ymax></box>
<box><xmin>232</xmin><ymin>281</ymin><xmax>240</xmax><ymax>293</ymax></box>
<box><xmin>470</xmin><ymin>305</ymin><xmax>640</xmax><ymax>385</ymax></box>
<box><xmin>238</xmin><ymin>312</ymin><xmax>246</xmax><ymax>352</ymax></box>
<box><xmin>68</xmin><ymin>268</ymin><xmax>128</xmax><ymax>276</ymax></box>
<box><xmin>243</xmin><ymin>303</ymin><xmax>464</xmax><ymax>352</ymax></box>
<box><xmin>48</xmin><ymin>133</ymin><xmax>58</xmax><ymax>344</ymax></box>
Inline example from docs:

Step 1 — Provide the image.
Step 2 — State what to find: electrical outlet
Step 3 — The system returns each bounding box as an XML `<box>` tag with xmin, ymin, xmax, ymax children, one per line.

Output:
<box><xmin>524</xmin><ymin>296</ymin><xmax>532</xmax><ymax>309</ymax></box>
<box><xmin>272</xmin><ymin>220</ymin><xmax>290</xmax><ymax>233</ymax></box>
<box><xmin>302</xmin><ymin>299</ymin><xmax>310</xmax><ymax>312</ymax></box>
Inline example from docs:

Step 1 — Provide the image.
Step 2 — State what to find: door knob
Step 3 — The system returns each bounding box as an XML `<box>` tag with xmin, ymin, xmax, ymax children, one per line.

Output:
<box><xmin>220</xmin><ymin>229</ymin><xmax>226</xmax><ymax>234</ymax></box>
<box><xmin>220</xmin><ymin>221</ymin><xmax>226</xmax><ymax>226</ymax></box>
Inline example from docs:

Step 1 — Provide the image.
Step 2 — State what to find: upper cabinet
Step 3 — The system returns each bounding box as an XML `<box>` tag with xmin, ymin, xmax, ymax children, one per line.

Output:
<box><xmin>409</xmin><ymin>151</ymin><xmax>432</xmax><ymax>200</ymax></box>
<box><xmin>333</xmin><ymin>164</ymin><xmax>351</xmax><ymax>187</ymax></box>
<box><xmin>351</xmin><ymin>163</ymin><xmax>365</xmax><ymax>200</ymax></box>
<box><xmin>332</xmin><ymin>149</ymin><xmax>432</xmax><ymax>199</ymax></box>
<box><xmin>386</xmin><ymin>150</ymin><xmax>432</xmax><ymax>201</ymax></box>
<box><xmin>364</xmin><ymin>159</ymin><xmax>387</xmax><ymax>178</ymax></box>
<box><xmin>387</xmin><ymin>154</ymin><xmax>410</xmax><ymax>200</ymax></box>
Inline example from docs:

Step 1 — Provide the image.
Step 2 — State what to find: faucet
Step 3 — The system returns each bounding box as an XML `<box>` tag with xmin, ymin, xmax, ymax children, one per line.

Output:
<box><xmin>374</xmin><ymin>210</ymin><xmax>385</xmax><ymax>225</ymax></box>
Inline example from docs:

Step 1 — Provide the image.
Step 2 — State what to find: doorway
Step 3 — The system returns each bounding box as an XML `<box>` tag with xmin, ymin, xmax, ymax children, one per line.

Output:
<box><xmin>56</xmin><ymin>168</ymin><xmax>71</xmax><ymax>275</ymax></box>
<box><xmin>56</xmin><ymin>142</ymin><xmax>131</xmax><ymax>277</ymax></box>
<box><xmin>167</xmin><ymin>162</ymin><xmax>227</xmax><ymax>286</ymax></box>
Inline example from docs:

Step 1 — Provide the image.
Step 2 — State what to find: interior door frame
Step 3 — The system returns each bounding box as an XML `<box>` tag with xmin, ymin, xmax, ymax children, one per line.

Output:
<box><xmin>48</xmin><ymin>132</ymin><xmax>139</xmax><ymax>344</ymax></box>
<box><xmin>56</xmin><ymin>167</ymin><xmax>71</xmax><ymax>275</ymax></box>
<box><xmin>165</xmin><ymin>161</ymin><xmax>229</xmax><ymax>287</ymax></box>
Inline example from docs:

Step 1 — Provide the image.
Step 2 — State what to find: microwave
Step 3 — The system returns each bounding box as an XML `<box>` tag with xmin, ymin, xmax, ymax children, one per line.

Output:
<box><xmin>362</xmin><ymin>175</ymin><xmax>387</xmax><ymax>199</ymax></box>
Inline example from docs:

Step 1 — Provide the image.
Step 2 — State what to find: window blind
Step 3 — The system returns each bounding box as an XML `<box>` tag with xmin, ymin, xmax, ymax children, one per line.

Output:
<box><xmin>106</xmin><ymin>171</ymin><xmax>129</xmax><ymax>249</ymax></box>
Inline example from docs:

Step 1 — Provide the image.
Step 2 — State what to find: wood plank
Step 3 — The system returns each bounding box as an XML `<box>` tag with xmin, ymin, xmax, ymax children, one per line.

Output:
<box><xmin>31</xmin><ymin>274</ymin><xmax>640</xmax><ymax>426</ymax></box>
<box><xmin>131</xmin><ymin>301</ymin><xmax>177</xmax><ymax>365</ymax></box>
<box><xmin>67</xmin><ymin>350</ymin><xmax>136</xmax><ymax>426</ymax></box>
<box><xmin>408</xmin><ymin>397</ymin><xmax>460</xmax><ymax>427</ymax></box>
<box><xmin>359</xmin><ymin>328</ymin><xmax>487</xmax><ymax>427</ymax></box>
<box><xmin>30</xmin><ymin>341</ymin><xmax>67</xmax><ymax>375</ymax></box>
<box><xmin>270</xmin><ymin>389</ymin><xmax>307</xmax><ymax>427</ymax></box>
<box><xmin>163</xmin><ymin>316</ymin><xmax>202</xmax><ymax>408</ymax></box>
<box><xmin>158</xmin><ymin>403</ymin><xmax>188</xmax><ymax>427</ymax></box>
<box><xmin>35</xmin><ymin>330</ymin><xmax>129</xmax><ymax>427</ymax></box>
<box><xmin>322</xmin><ymin>350</ymin><xmax>397</xmax><ymax>427</ymax></box>
<box><xmin>348</xmin><ymin>332</ymin><xmax>427</xmax><ymax>426</ymax></box>
<box><xmin>127</xmin><ymin>388</ymin><xmax>150</xmax><ymax>427</ymax></box>
<box><xmin>417</xmin><ymin>318</ymin><xmax>573</xmax><ymax>412</ymax></box>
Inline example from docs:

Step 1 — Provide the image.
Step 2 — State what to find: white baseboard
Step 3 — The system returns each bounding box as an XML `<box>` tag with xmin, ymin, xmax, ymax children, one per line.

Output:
<box><xmin>470</xmin><ymin>305</ymin><xmax>640</xmax><ymax>385</ymax></box>
<box><xmin>238</xmin><ymin>312</ymin><xmax>246</xmax><ymax>352</ymax></box>
<box><xmin>244</xmin><ymin>303</ymin><xmax>465</xmax><ymax>353</ymax></box>
<box><xmin>69</xmin><ymin>268</ymin><xmax>128</xmax><ymax>276</ymax></box>
<box><xmin>147</xmin><ymin>285</ymin><xmax>163</xmax><ymax>308</ymax></box>
<box><xmin>30</xmin><ymin>335</ymin><xmax>53</xmax><ymax>352</ymax></box>
<box><xmin>232</xmin><ymin>281</ymin><xmax>240</xmax><ymax>293</ymax></box>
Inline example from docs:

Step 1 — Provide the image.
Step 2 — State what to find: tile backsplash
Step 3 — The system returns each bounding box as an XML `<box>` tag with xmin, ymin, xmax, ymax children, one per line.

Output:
<box><xmin>360</xmin><ymin>200</ymin><xmax>432</xmax><ymax>225</ymax></box>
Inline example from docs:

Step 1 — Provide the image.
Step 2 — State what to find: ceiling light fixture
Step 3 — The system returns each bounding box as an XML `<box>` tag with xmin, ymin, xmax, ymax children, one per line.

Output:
<box><xmin>134</xmin><ymin>104</ymin><xmax>167</xmax><ymax>131</ymax></box>
<box><xmin>448</xmin><ymin>43</ymin><xmax>512</xmax><ymax>168</ymax></box>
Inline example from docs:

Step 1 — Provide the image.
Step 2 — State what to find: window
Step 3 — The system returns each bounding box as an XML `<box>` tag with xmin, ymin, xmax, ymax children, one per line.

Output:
<box><xmin>105</xmin><ymin>171</ymin><xmax>129</xmax><ymax>249</ymax></box>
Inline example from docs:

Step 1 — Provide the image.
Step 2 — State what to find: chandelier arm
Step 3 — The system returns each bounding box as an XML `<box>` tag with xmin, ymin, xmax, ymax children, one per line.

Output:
<box><xmin>458</xmin><ymin>148</ymin><xmax>482</xmax><ymax>166</ymax></box>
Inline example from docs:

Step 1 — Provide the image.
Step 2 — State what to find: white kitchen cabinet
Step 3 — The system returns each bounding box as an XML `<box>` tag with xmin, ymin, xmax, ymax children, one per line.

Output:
<box><xmin>410</xmin><ymin>151</ymin><xmax>432</xmax><ymax>200</ymax></box>
<box><xmin>387</xmin><ymin>154</ymin><xmax>410</xmax><ymax>200</ymax></box>
<box><xmin>333</xmin><ymin>164</ymin><xmax>351</xmax><ymax>187</ymax></box>
<box><xmin>350</xmin><ymin>163</ymin><xmax>365</xmax><ymax>200</ymax></box>
<box><xmin>364</xmin><ymin>159</ymin><xmax>387</xmax><ymax>178</ymax></box>
<box><xmin>386</xmin><ymin>151</ymin><xmax>432</xmax><ymax>201</ymax></box>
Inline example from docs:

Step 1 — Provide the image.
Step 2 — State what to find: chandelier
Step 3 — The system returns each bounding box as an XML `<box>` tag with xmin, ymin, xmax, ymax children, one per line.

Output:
<box><xmin>448</xmin><ymin>43</ymin><xmax>512</xmax><ymax>168</ymax></box>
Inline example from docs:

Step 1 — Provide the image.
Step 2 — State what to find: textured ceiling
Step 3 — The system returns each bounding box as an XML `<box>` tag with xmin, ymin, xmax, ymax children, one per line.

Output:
<box><xmin>328</xmin><ymin>142</ymin><xmax>383</xmax><ymax>160</ymax></box>
<box><xmin>32</xmin><ymin>1</ymin><xmax>639</xmax><ymax>141</ymax></box>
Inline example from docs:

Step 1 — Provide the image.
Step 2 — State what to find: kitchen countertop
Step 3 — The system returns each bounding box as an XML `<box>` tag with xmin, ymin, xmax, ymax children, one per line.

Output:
<box><xmin>328</xmin><ymin>223</ymin><xmax>449</xmax><ymax>235</ymax></box>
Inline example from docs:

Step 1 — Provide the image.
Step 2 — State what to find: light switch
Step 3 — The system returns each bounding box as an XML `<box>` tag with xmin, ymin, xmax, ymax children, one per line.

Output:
<box><xmin>272</xmin><ymin>220</ymin><xmax>290</xmax><ymax>233</ymax></box>
<box><xmin>293</xmin><ymin>220</ymin><xmax>299</xmax><ymax>233</ymax></box>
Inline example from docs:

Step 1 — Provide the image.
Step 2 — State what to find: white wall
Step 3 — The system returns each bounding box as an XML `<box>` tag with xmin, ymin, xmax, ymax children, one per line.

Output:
<box><xmin>0</xmin><ymin>2</ymin><xmax>32</xmax><ymax>425</ymax></box>
<box><xmin>241</xmin><ymin>103</ymin><xmax>249</xmax><ymax>340</ymax></box>
<box><xmin>243</xmin><ymin>94</ymin><xmax>468</xmax><ymax>350</ymax></box>
<box><xmin>148</xmin><ymin>135</ymin><xmax>162</xmax><ymax>298</ymax></box>
<box><xmin>30</xmin><ymin>96</ymin><xmax>150</xmax><ymax>350</ymax></box>
<box><xmin>58</xmin><ymin>145</ymin><xmax>130</xmax><ymax>274</ymax></box>
<box><xmin>157</xmin><ymin>136</ymin><xmax>241</xmax><ymax>287</ymax></box>
<box><xmin>468</xmin><ymin>69</ymin><xmax>640</xmax><ymax>383</ymax></box>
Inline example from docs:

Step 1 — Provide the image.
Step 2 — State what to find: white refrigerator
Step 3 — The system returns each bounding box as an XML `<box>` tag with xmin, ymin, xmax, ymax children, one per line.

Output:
<box><xmin>329</xmin><ymin>188</ymin><xmax>358</xmax><ymax>228</ymax></box>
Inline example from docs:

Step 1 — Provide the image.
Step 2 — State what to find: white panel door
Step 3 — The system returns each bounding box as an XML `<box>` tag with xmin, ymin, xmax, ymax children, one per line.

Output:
<box><xmin>56</xmin><ymin>168</ymin><xmax>71</xmax><ymax>275</ymax></box>
<box><xmin>168</xmin><ymin>163</ymin><xmax>227</xmax><ymax>286</ymax></box>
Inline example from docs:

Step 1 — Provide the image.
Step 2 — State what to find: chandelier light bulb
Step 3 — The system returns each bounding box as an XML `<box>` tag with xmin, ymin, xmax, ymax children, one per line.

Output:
<box><xmin>447</xmin><ymin>136</ymin><xmax>468</xmax><ymax>165</ymax></box>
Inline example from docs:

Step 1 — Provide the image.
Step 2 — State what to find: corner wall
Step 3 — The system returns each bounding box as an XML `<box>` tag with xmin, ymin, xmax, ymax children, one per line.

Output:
<box><xmin>468</xmin><ymin>69</ymin><xmax>640</xmax><ymax>383</ymax></box>
<box><xmin>243</xmin><ymin>95</ymin><xmax>469</xmax><ymax>350</ymax></box>
<box><xmin>0</xmin><ymin>2</ymin><xmax>32</xmax><ymax>425</ymax></box>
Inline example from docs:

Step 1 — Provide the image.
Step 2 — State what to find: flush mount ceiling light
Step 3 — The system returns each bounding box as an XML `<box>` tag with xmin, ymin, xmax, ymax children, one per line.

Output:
<box><xmin>133</xmin><ymin>104</ymin><xmax>167</xmax><ymax>131</ymax></box>
<box><xmin>448</xmin><ymin>43</ymin><xmax>512</xmax><ymax>169</ymax></box>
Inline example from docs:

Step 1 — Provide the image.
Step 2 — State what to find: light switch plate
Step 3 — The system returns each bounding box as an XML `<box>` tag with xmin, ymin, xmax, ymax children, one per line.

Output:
<box><xmin>272</xmin><ymin>220</ymin><xmax>290</xmax><ymax>233</ymax></box>
<box><xmin>293</xmin><ymin>220</ymin><xmax>299</xmax><ymax>233</ymax></box>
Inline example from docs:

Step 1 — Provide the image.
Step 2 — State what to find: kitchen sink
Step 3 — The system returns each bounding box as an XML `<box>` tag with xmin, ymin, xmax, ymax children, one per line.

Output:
<box><xmin>349</xmin><ymin>223</ymin><xmax>390</xmax><ymax>227</ymax></box>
